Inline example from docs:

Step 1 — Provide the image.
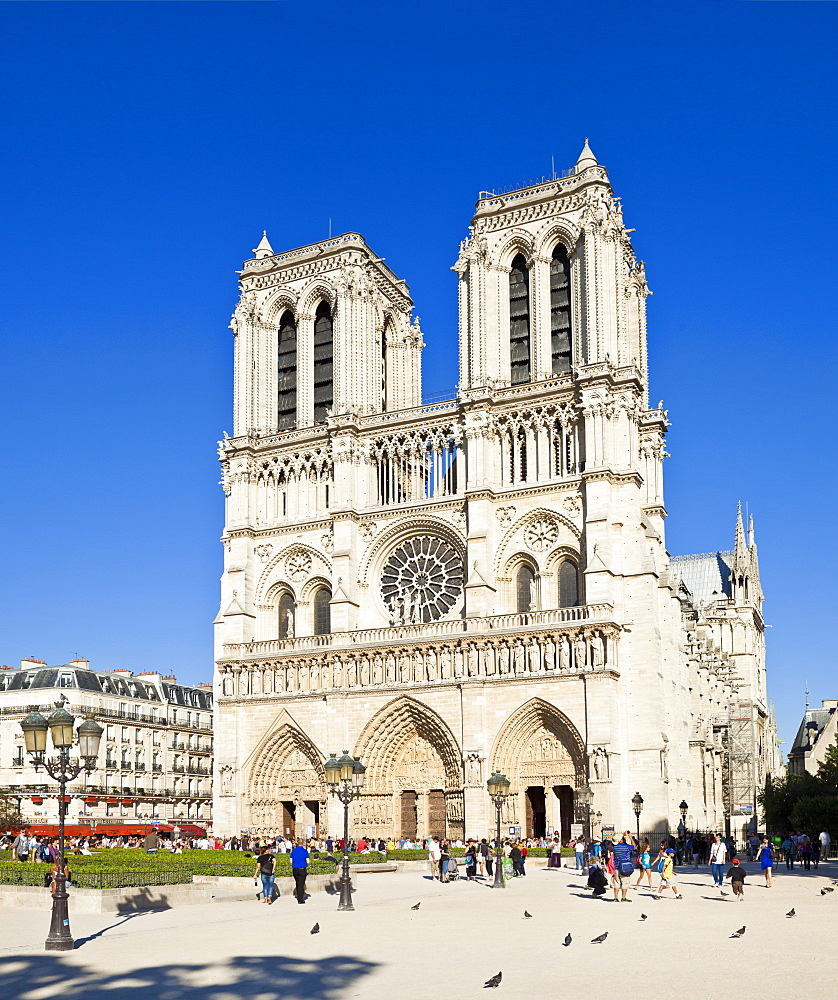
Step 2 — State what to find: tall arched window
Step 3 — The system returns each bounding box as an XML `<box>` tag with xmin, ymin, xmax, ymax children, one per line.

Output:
<box><xmin>277</xmin><ymin>310</ymin><xmax>298</xmax><ymax>430</ymax></box>
<box><xmin>509</xmin><ymin>253</ymin><xmax>531</xmax><ymax>385</ymax></box>
<box><xmin>313</xmin><ymin>587</ymin><xmax>332</xmax><ymax>636</ymax></box>
<box><xmin>516</xmin><ymin>564</ymin><xmax>537</xmax><ymax>613</ymax></box>
<box><xmin>313</xmin><ymin>301</ymin><xmax>334</xmax><ymax>423</ymax></box>
<box><xmin>380</xmin><ymin>324</ymin><xmax>389</xmax><ymax>411</ymax></box>
<box><xmin>278</xmin><ymin>592</ymin><xmax>295</xmax><ymax>639</ymax></box>
<box><xmin>558</xmin><ymin>559</ymin><xmax>580</xmax><ymax>608</ymax></box>
<box><xmin>550</xmin><ymin>244</ymin><xmax>572</xmax><ymax>375</ymax></box>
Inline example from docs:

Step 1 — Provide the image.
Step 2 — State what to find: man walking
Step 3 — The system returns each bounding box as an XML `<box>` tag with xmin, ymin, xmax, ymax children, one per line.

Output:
<box><xmin>710</xmin><ymin>834</ymin><xmax>728</xmax><ymax>892</ymax></box>
<box><xmin>12</xmin><ymin>831</ymin><xmax>30</xmax><ymax>862</ymax></box>
<box><xmin>290</xmin><ymin>838</ymin><xmax>309</xmax><ymax>904</ymax></box>
<box><xmin>610</xmin><ymin>833</ymin><xmax>637</xmax><ymax>903</ymax></box>
<box><xmin>819</xmin><ymin>830</ymin><xmax>831</xmax><ymax>862</ymax></box>
<box><xmin>428</xmin><ymin>837</ymin><xmax>441</xmax><ymax>880</ymax></box>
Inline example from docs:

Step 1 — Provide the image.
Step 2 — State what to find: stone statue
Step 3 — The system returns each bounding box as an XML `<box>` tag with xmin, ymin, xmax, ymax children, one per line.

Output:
<box><xmin>466</xmin><ymin>754</ymin><xmax>482</xmax><ymax>784</ymax></box>
<box><xmin>284</xmin><ymin>606</ymin><xmax>295</xmax><ymax>639</ymax></box>
<box><xmin>220</xmin><ymin>764</ymin><xmax>234</xmax><ymax>795</ymax></box>
<box><xmin>590</xmin><ymin>630</ymin><xmax>605</xmax><ymax>668</ymax></box>
<box><xmin>560</xmin><ymin>634</ymin><xmax>571</xmax><ymax>671</ymax></box>
<box><xmin>574</xmin><ymin>634</ymin><xmax>587</xmax><ymax>669</ymax></box>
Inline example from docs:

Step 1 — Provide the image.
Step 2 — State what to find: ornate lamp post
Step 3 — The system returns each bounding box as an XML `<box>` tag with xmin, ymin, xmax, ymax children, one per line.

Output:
<box><xmin>631</xmin><ymin>791</ymin><xmax>644</xmax><ymax>845</ymax></box>
<box><xmin>325</xmin><ymin>751</ymin><xmax>365</xmax><ymax>911</ymax></box>
<box><xmin>679</xmin><ymin>799</ymin><xmax>688</xmax><ymax>837</ymax></box>
<box><xmin>20</xmin><ymin>700</ymin><xmax>103</xmax><ymax>951</ymax></box>
<box><xmin>486</xmin><ymin>771</ymin><xmax>510</xmax><ymax>889</ymax></box>
<box><xmin>576</xmin><ymin>784</ymin><xmax>594</xmax><ymax>844</ymax></box>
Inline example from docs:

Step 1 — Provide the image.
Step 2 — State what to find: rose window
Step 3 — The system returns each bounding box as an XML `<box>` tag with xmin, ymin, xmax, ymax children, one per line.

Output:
<box><xmin>524</xmin><ymin>517</ymin><xmax>558</xmax><ymax>553</ymax></box>
<box><xmin>380</xmin><ymin>536</ymin><xmax>464</xmax><ymax>623</ymax></box>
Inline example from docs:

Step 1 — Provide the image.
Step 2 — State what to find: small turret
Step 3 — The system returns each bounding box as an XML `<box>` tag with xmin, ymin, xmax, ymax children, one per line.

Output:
<box><xmin>575</xmin><ymin>137</ymin><xmax>598</xmax><ymax>172</ymax></box>
<box><xmin>252</xmin><ymin>231</ymin><xmax>274</xmax><ymax>259</ymax></box>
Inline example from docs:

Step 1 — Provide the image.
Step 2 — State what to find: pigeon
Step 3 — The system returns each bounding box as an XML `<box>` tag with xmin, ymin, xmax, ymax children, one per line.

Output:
<box><xmin>823</xmin><ymin>887</ymin><xmax>834</xmax><ymax>893</ymax></box>
<box><xmin>721</xmin><ymin>890</ymin><xmax>729</xmax><ymax>896</ymax></box>
<box><xmin>733</xmin><ymin>926</ymin><xmax>746</xmax><ymax>938</ymax></box>
<box><xmin>640</xmin><ymin>914</ymin><xmax>648</xmax><ymax>921</ymax></box>
<box><xmin>523</xmin><ymin>910</ymin><xmax>533</xmax><ymax>919</ymax></box>
<box><xmin>484</xmin><ymin>972</ymin><xmax>502</xmax><ymax>989</ymax></box>
<box><xmin>821</xmin><ymin>889</ymin><xmax>829</xmax><ymax>896</ymax></box>
<box><xmin>411</xmin><ymin>902</ymin><xmax>421</xmax><ymax>910</ymax></box>
<box><xmin>310</xmin><ymin>923</ymin><xmax>320</xmax><ymax>935</ymax></box>
<box><xmin>591</xmin><ymin>932</ymin><xmax>608</xmax><ymax>944</ymax></box>
<box><xmin>563</xmin><ymin>933</ymin><xmax>572</xmax><ymax>947</ymax></box>
<box><xmin>786</xmin><ymin>908</ymin><xmax>795</xmax><ymax>918</ymax></box>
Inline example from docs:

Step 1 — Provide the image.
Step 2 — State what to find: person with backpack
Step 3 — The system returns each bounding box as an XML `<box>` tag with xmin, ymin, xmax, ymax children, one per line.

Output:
<box><xmin>653</xmin><ymin>848</ymin><xmax>683</xmax><ymax>899</ymax></box>
<box><xmin>252</xmin><ymin>846</ymin><xmax>276</xmax><ymax>904</ymax></box>
<box><xmin>610</xmin><ymin>833</ymin><xmax>637</xmax><ymax>902</ymax></box>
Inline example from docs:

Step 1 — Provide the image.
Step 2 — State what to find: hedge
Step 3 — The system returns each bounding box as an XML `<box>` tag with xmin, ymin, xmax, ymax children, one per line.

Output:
<box><xmin>385</xmin><ymin>847</ymin><xmax>575</xmax><ymax>860</ymax></box>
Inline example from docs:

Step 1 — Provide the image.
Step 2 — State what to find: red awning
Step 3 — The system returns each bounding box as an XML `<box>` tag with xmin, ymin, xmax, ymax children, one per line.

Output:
<box><xmin>23</xmin><ymin>825</ymin><xmax>94</xmax><ymax>837</ymax></box>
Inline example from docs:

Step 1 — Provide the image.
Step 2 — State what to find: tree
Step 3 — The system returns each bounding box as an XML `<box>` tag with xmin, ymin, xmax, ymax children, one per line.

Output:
<box><xmin>815</xmin><ymin>733</ymin><xmax>838</xmax><ymax>794</ymax></box>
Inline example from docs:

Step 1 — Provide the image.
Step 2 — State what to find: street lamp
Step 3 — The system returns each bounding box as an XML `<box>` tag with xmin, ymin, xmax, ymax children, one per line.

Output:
<box><xmin>486</xmin><ymin>771</ymin><xmax>510</xmax><ymax>889</ymax></box>
<box><xmin>324</xmin><ymin>751</ymin><xmax>365</xmax><ymax>911</ymax></box>
<box><xmin>576</xmin><ymin>784</ymin><xmax>594</xmax><ymax>844</ymax></box>
<box><xmin>20</xmin><ymin>700</ymin><xmax>103</xmax><ymax>951</ymax></box>
<box><xmin>679</xmin><ymin>799</ymin><xmax>688</xmax><ymax>837</ymax></box>
<box><xmin>631</xmin><ymin>791</ymin><xmax>644</xmax><ymax>845</ymax></box>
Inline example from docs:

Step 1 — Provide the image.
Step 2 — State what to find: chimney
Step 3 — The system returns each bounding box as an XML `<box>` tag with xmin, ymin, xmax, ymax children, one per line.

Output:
<box><xmin>70</xmin><ymin>657</ymin><xmax>90</xmax><ymax>670</ymax></box>
<box><xmin>20</xmin><ymin>657</ymin><xmax>47</xmax><ymax>670</ymax></box>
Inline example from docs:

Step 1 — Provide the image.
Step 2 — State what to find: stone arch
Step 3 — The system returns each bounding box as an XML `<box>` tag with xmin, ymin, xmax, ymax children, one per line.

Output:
<box><xmin>298</xmin><ymin>279</ymin><xmax>337</xmax><ymax>317</ymax></box>
<box><xmin>255</xmin><ymin>544</ymin><xmax>330</xmax><ymax>604</ymax></box>
<box><xmin>355</xmin><ymin>696</ymin><xmax>462</xmax><ymax>792</ymax></box>
<box><xmin>495</xmin><ymin>229</ymin><xmax>535</xmax><ymax>269</ymax></box>
<box><xmin>245</xmin><ymin>721</ymin><xmax>327</xmax><ymax>836</ymax></box>
<box><xmin>491</xmin><ymin>697</ymin><xmax>585</xmax><ymax>782</ymax></box>
<box><xmin>263</xmin><ymin>288</ymin><xmax>299</xmax><ymax>326</ymax></box>
<box><xmin>534</xmin><ymin>220</ymin><xmax>582</xmax><ymax>258</ymax></box>
<box><xmin>357</xmin><ymin>515</ymin><xmax>465</xmax><ymax>588</ymax></box>
<box><xmin>493</xmin><ymin>506</ymin><xmax>582</xmax><ymax>579</ymax></box>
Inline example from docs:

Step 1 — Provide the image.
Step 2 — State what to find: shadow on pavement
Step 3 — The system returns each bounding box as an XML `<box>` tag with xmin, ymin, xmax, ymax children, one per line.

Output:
<box><xmin>74</xmin><ymin>910</ymin><xmax>147</xmax><ymax>948</ymax></box>
<box><xmin>0</xmin><ymin>953</ymin><xmax>379</xmax><ymax>1000</ymax></box>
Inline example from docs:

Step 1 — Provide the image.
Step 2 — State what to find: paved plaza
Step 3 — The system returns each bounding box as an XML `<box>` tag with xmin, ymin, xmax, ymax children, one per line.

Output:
<box><xmin>1</xmin><ymin>861</ymin><xmax>836</xmax><ymax>1000</ymax></box>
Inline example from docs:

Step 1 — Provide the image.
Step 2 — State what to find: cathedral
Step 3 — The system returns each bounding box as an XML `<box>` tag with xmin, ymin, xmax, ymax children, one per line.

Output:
<box><xmin>212</xmin><ymin>141</ymin><xmax>778</xmax><ymax>843</ymax></box>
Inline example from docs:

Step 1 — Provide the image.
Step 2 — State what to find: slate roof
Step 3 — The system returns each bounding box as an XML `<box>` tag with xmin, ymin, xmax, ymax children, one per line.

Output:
<box><xmin>789</xmin><ymin>708</ymin><xmax>836</xmax><ymax>756</ymax></box>
<box><xmin>670</xmin><ymin>550</ymin><xmax>734</xmax><ymax>604</ymax></box>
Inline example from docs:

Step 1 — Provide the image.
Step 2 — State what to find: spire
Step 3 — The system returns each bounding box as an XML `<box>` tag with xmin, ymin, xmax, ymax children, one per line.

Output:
<box><xmin>732</xmin><ymin>501</ymin><xmax>749</xmax><ymax>574</ymax></box>
<box><xmin>748</xmin><ymin>513</ymin><xmax>764</xmax><ymax>604</ymax></box>
<box><xmin>575</xmin><ymin>137</ymin><xmax>598</xmax><ymax>173</ymax></box>
<box><xmin>252</xmin><ymin>231</ymin><xmax>274</xmax><ymax>259</ymax></box>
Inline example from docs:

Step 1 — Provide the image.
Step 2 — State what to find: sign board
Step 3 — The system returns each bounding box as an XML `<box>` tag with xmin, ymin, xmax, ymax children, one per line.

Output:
<box><xmin>733</xmin><ymin>804</ymin><xmax>754</xmax><ymax>815</ymax></box>
<box><xmin>601</xmin><ymin>825</ymin><xmax>615</xmax><ymax>838</ymax></box>
<box><xmin>508</xmin><ymin>826</ymin><xmax>521</xmax><ymax>836</ymax></box>
<box><xmin>570</xmin><ymin>823</ymin><xmax>584</xmax><ymax>839</ymax></box>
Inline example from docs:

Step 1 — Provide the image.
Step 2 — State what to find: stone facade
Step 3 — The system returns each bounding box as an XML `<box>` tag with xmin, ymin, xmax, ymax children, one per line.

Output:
<box><xmin>213</xmin><ymin>142</ymin><xmax>777</xmax><ymax>842</ymax></box>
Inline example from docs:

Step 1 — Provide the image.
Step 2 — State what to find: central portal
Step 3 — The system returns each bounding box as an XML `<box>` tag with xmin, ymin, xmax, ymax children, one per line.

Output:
<box><xmin>525</xmin><ymin>786</ymin><xmax>546</xmax><ymax>838</ymax></box>
<box><xmin>400</xmin><ymin>790</ymin><xmax>418</xmax><ymax>839</ymax></box>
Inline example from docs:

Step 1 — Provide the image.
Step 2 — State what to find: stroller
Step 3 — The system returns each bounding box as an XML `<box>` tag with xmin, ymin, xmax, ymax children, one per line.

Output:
<box><xmin>446</xmin><ymin>855</ymin><xmax>460</xmax><ymax>881</ymax></box>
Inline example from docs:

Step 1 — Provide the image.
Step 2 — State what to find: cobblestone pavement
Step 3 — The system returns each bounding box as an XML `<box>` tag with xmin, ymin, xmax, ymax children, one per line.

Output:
<box><xmin>1</xmin><ymin>861</ymin><xmax>836</xmax><ymax>1000</ymax></box>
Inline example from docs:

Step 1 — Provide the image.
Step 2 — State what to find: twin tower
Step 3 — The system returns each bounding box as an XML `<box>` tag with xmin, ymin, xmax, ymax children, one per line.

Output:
<box><xmin>212</xmin><ymin>143</ymin><xmax>754</xmax><ymax>845</ymax></box>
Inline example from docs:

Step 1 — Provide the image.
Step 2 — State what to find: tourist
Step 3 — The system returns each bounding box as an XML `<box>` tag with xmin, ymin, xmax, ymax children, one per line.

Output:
<box><xmin>633</xmin><ymin>840</ymin><xmax>653</xmax><ymax>890</ymax></box>
<box><xmin>587</xmin><ymin>861</ymin><xmax>608</xmax><ymax>897</ymax></box>
<box><xmin>710</xmin><ymin>834</ymin><xmax>728</xmax><ymax>891</ymax></box>
<box><xmin>653</xmin><ymin>849</ymin><xmax>682</xmax><ymax>899</ymax></box>
<box><xmin>548</xmin><ymin>837</ymin><xmax>562</xmax><ymax>869</ymax></box>
<box><xmin>290</xmin><ymin>838</ymin><xmax>309</xmax><ymax>904</ymax></box>
<box><xmin>610</xmin><ymin>833</ymin><xmax>636</xmax><ymax>903</ymax></box>
<box><xmin>781</xmin><ymin>835</ymin><xmax>795</xmax><ymax>869</ymax></box>
<box><xmin>574</xmin><ymin>837</ymin><xmax>585</xmax><ymax>870</ymax></box>
<box><xmin>253</xmin><ymin>846</ymin><xmax>276</xmax><ymax>904</ymax></box>
<box><xmin>799</xmin><ymin>834</ymin><xmax>813</xmax><ymax>870</ymax></box>
<box><xmin>483</xmin><ymin>839</ymin><xmax>494</xmax><ymax>878</ymax></box>
<box><xmin>819</xmin><ymin>829</ymin><xmax>831</xmax><ymax>862</ymax></box>
<box><xmin>439</xmin><ymin>839</ymin><xmax>451</xmax><ymax>883</ymax></box>
<box><xmin>725</xmin><ymin>858</ymin><xmax>746</xmax><ymax>900</ymax></box>
<box><xmin>49</xmin><ymin>859</ymin><xmax>70</xmax><ymax>895</ymax></box>
<box><xmin>12</xmin><ymin>831</ymin><xmax>30</xmax><ymax>862</ymax></box>
<box><xmin>758</xmin><ymin>837</ymin><xmax>774</xmax><ymax>887</ymax></box>
<box><xmin>464</xmin><ymin>841</ymin><xmax>477</xmax><ymax>880</ymax></box>
<box><xmin>428</xmin><ymin>837</ymin><xmax>441</xmax><ymax>880</ymax></box>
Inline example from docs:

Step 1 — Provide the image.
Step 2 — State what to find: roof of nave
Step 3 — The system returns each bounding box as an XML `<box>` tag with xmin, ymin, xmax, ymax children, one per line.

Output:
<box><xmin>670</xmin><ymin>550</ymin><xmax>734</xmax><ymax>604</ymax></box>
<box><xmin>789</xmin><ymin>706</ymin><xmax>836</xmax><ymax>757</ymax></box>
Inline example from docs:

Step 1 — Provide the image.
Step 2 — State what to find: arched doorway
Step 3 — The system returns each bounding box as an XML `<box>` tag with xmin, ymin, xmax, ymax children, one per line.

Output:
<box><xmin>354</xmin><ymin>697</ymin><xmax>463</xmax><ymax>842</ymax></box>
<box><xmin>491</xmin><ymin>699</ymin><xmax>586</xmax><ymax>840</ymax></box>
<box><xmin>247</xmin><ymin>725</ymin><xmax>326</xmax><ymax>838</ymax></box>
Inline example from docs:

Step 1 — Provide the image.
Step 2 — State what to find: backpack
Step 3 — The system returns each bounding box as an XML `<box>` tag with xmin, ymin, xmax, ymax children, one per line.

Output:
<box><xmin>37</xmin><ymin>843</ymin><xmax>52</xmax><ymax>863</ymax></box>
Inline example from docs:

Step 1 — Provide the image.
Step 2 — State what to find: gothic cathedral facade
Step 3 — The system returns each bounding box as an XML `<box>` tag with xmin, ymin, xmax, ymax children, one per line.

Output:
<box><xmin>213</xmin><ymin>141</ymin><xmax>777</xmax><ymax>842</ymax></box>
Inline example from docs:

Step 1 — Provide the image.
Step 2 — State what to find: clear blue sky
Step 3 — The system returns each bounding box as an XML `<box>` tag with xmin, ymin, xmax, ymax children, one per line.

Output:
<box><xmin>1</xmin><ymin>2</ymin><xmax>835</xmax><ymax>758</ymax></box>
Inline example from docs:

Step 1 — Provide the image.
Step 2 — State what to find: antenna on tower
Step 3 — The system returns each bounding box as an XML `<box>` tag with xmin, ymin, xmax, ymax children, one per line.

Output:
<box><xmin>328</xmin><ymin>218</ymin><xmax>332</xmax><ymax>238</ymax></box>
<box><xmin>805</xmin><ymin>681</ymin><xmax>810</xmax><ymax>712</ymax></box>
<box><xmin>551</xmin><ymin>154</ymin><xmax>555</xmax><ymax>180</ymax></box>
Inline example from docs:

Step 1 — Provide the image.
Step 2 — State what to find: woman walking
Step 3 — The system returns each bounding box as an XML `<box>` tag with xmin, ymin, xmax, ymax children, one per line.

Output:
<box><xmin>759</xmin><ymin>836</ymin><xmax>774</xmax><ymax>887</ymax></box>
<box><xmin>253</xmin><ymin>847</ymin><xmax>276</xmax><ymax>904</ymax></box>
<box><xmin>548</xmin><ymin>837</ymin><xmax>562</xmax><ymax>869</ymax></box>
<box><xmin>633</xmin><ymin>840</ymin><xmax>653</xmax><ymax>890</ymax></box>
<box><xmin>439</xmin><ymin>839</ymin><xmax>451</xmax><ymax>883</ymax></box>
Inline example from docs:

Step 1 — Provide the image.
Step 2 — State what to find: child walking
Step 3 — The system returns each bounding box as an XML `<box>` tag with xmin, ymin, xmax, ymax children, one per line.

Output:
<box><xmin>725</xmin><ymin>858</ymin><xmax>746</xmax><ymax>900</ymax></box>
<box><xmin>653</xmin><ymin>849</ymin><xmax>683</xmax><ymax>899</ymax></box>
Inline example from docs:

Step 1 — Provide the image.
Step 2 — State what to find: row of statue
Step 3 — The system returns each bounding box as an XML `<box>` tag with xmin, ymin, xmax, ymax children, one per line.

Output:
<box><xmin>220</xmin><ymin>629</ymin><xmax>613</xmax><ymax>696</ymax></box>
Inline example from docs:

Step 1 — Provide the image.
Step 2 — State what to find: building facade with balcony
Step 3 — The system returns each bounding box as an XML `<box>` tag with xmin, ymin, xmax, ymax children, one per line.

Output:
<box><xmin>0</xmin><ymin>658</ymin><xmax>213</xmax><ymax>828</ymax></box>
<box><xmin>213</xmin><ymin>141</ymin><xmax>777</xmax><ymax>843</ymax></box>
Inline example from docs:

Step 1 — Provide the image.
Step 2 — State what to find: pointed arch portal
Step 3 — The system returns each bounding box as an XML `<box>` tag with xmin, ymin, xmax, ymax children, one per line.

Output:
<box><xmin>247</xmin><ymin>724</ymin><xmax>326</xmax><ymax>838</ymax></box>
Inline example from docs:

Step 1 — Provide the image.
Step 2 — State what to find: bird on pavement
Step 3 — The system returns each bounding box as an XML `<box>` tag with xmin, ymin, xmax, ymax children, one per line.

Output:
<box><xmin>822</xmin><ymin>887</ymin><xmax>834</xmax><ymax>894</ymax></box>
<box><xmin>562</xmin><ymin>933</ymin><xmax>572</xmax><ymax>947</ymax></box>
<box><xmin>591</xmin><ymin>932</ymin><xmax>608</xmax><ymax>944</ymax></box>
<box><xmin>733</xmin><ymin>926</ymin><xmax>746</xmax><ymax>938</ymax></box>
<box><xmin>310</xmin><ymin>923</ymin><xmax>320</xmax><ymax>935</ymax></box>
<box><xmin>484</xmin><ymin>972</ymin><xmax>502</xmax><ymax>989</ymax></box>
<box><xmin>411</xmin><ymin>902</ymin><xmax>421</xmax><ymax>910</ymax></box>
<box><xmin>640</xmin><ymin>914</ymin><xmax>648</xmax><ymax>921</ymax></box>
<box><xmin>721</xmin><ymin>890</ymin><xmax>729</xmax><ymax>896</ymax></box>
<box><xmin>523</xmin><ymin>910</ymin><xmax>533</xmax><ymax>919</ymax></box>
<box><xmin>786</xmin><ymin>909</ymin><xmax>795</xmax><ymax>918</ymax></box>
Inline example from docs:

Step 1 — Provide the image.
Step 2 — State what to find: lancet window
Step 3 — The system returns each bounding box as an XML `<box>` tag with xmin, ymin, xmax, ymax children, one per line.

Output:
<box><xmin>516</xmin><ymin>564</ymin><xmax>537</xmax><ymax>613</ymax></box>
<box><xmin>278</xmin><ymin>592</ymin><xmax>296</xmax><ymax>639</ymax></box>
<box><xmin>313</xmin><ymin>301</ymin><xmax>334</xmax><ymax>424</ymax></box>
<box><xmin>550</xmin><ymin>244</ymin><xmax>572</xmax><ymax>375</ymax></box>
<box><xmin>277</xmin><ymin>310</ymin><xmax>297</xmax><ymax>430</ymax></box>
<box><xmin>313</xmin><ymin>587</ymin><xmax>332</xmax><ymax>636</ymax></box>
<box><xmin>558</xmin><ymin>559</ymin><xmax>580</xmax><ymax>608</ymax></box>
<box><xmin>509</xmin><ymin>253</ymin><xmax>531</xmax><ymax>385</ymax></box>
